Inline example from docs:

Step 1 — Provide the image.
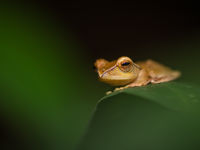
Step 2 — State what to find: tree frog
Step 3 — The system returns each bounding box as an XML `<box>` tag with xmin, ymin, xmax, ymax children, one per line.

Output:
<box><xmin>94</xmin><ymin>56</ymin><xmax>181</xmax><ymax>94</ymax></box>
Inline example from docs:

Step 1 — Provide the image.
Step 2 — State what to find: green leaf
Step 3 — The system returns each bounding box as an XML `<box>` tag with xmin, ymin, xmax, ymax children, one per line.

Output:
<box><xmin>79</xmin><ymin>82</ymin><xmax>200</xmax><ymax>150</ymax></box>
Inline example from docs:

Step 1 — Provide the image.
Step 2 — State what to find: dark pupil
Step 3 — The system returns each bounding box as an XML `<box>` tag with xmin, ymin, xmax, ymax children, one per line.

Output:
<box><xmin>122</xmin><ymin>62</ymin><xmax>130</xmax><ymax>66</ymax></box>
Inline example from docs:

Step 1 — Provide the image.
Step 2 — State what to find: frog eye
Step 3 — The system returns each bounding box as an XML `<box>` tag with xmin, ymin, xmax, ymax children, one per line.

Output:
<box><xmin>119</xmin><ymin>61</ymin><xmax>133</xmax><ymax>72</ymax></box>
<box><xmin>121</xmin><ymin>62</ymin><xmax>130</xmax><ymax>66</ymax></box>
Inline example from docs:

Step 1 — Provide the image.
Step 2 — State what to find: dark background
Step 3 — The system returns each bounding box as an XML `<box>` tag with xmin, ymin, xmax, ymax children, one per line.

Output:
<box><xmin>1</xmin><ymin>1</ymin><xmax>200</xmax><ymax>150</ymax></box>
<box><xmin>37</xmin><ymin>1</ymin><xmax>200</xmax><ymax>59</ymax></box>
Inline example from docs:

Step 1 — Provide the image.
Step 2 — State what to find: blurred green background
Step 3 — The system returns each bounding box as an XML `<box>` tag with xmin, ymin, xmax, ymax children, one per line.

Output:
<box><xmin>0</xmin><ymin>2</ymin><xmax>200</xmax><ymax>150</ymax></box>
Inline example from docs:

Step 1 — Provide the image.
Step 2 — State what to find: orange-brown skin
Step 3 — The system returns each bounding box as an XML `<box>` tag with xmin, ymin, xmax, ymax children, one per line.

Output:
<box><xmin>94</xmin><ymin>56</ymin><xmax>181</xmax><ymax>94</ymax></box>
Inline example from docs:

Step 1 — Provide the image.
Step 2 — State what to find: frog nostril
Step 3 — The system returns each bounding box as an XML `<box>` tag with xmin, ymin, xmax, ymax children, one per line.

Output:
<box><xmin>93</xmin><ymin>65</ymin><xmax>97</xmax><ymax>70</ymax></box>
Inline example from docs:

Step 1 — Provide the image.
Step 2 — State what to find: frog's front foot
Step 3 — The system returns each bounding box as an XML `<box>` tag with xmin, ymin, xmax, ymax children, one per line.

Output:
<box><xmin>106</xmin><ymin>86</ymin><xmax>129</xmax><ymax>95</ymax></box>
<box><xmin>106</xmin><ymin>91</ymin><xmax>112</xmax><ymax>95</ymax></box>
<box><xmin>114</xmin><ymin>86</ymin><xmax>127</xmax><ymax>91</ymax></box>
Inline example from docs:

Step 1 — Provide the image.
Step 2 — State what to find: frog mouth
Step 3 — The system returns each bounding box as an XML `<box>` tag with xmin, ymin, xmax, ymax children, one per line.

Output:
<box><xmin>100</xmin><ymin>64</ymin><xmax>118</xmax><ymax>78</ymax></box>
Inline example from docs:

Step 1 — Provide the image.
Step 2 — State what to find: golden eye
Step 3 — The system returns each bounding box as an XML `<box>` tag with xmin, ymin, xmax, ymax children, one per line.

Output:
<box><xmin>119</xmin><ymin>61</ymin><xmax>133</xmax><ymax>72</ymax></box>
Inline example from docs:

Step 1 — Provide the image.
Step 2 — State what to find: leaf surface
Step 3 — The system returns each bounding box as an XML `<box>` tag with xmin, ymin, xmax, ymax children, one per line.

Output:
<box><xmin>79</xmin><ymin>82</ymin><xmax>200</xmax><ymax>150</ymax></box>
